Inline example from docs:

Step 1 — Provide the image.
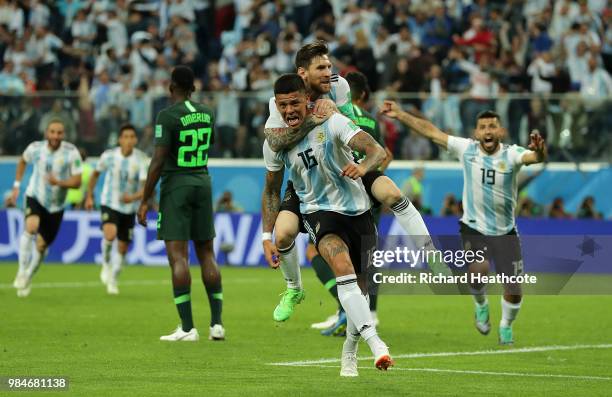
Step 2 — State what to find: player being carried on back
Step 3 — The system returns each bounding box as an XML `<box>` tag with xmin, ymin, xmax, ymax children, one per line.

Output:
<box><xmin>263</xmin><ymin>41</ymin><xmax>451</xmax><ymax>325</ymax></box>
<box><xmin>262</xmin><ymin>73</ymin><xmax>393</xmax><ymax>376</ymax></box>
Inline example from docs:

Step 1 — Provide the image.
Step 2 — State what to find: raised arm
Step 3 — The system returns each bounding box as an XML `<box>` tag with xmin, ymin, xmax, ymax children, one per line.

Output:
<box><xmin>521</xmin><ymin>130</ymin><xmax>548</xmax><ymax>165</ymax></box>
<box><xmin>381</xmin><ymin>100</ymin><xmax>449</xmax><ymax>150</ymax></box>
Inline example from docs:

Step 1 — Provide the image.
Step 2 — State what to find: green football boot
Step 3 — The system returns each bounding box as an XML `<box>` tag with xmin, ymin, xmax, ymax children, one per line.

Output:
<box><xmin>273</xmin><ymin>288</ymin><xmax>305</xmax><ymax>322</ymax></box>
<box><xmin>499</xmin><ymin>326</ymin><xmax>514</xmax><ymax>345</ymax></box>
<box><xmin>475</xmin><ymin>303</ymin><xmax>491</xmax><ymax>335</ymax></box>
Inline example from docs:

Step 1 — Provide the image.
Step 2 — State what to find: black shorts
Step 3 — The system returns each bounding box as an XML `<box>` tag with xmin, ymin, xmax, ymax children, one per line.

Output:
<box><xmin>101</xmin><ymin>206</ymin><xmax>136</xmax><ymax>242</ymax></box>
<box><xmin>25</xmin><ymin>196</ymin><xmax>64</xmax><ymax>245</ymax></box>
<box><xmin>460</xmin><ymin>222</ymin><xmax>524</xmax><ymax>289</ymax></box>
<box><xmin>279</xmin><ymin>180</ymin><xmax>306</xmax><ymax>233</ymax></box>
<box><xmin>361</xmin><ymin>170</ymin><xmax>383</xmax><ymax>208</ymax></box>
<box><xmin>303</xmin><ymin>210</ymin><xmax>377</xmax><ymax>274</ymax></box>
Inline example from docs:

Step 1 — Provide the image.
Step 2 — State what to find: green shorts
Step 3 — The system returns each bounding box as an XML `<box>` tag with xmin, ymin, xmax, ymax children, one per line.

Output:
<box><xmin>157</xmin><ymin>176</ymin><xmax>215</xmax><ymax>241</ymax></box>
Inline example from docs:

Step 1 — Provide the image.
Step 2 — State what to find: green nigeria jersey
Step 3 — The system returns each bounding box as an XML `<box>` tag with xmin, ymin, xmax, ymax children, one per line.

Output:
<box><xmin>352</xmin><ymin>104</ymin><xmax>383</xmax><ymax>163</ymax></box>
<box><xmin>155</xmin><ymin>100</ymin><xmax>214</xmax><ymax>187</ymax></box>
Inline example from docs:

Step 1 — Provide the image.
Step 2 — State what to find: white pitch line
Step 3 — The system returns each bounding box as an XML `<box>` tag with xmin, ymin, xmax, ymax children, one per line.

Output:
<box><xmin>0</xmin><ymin>279</ymin><xmax>169</xmax><ymax>289</ymax></box>
<box><xmin>292</xmin><ymin>364</ymin><xmax>612</xmax><ymax>381</ymax></box>
<box><xmin>0</xmin><ymin>277</ymin><xmax>265</xmax><ymax>289</ymax></box>
<box><xmin>268</xmin><ymin>343</ymin><xmax>612</xmax><ymax>366</ymax></box>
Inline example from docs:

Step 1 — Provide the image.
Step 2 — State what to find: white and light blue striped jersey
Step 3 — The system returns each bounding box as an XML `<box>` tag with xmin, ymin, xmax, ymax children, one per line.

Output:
<box><xmin>23</xmin><ymin>140</ymin><xmax>83</xmax><ymax>213</ymax></box>
<box><xmin>263</xmin><ymin>113</ymin><xmax>370</xmax><ymax>216</ymax></box>
<box><xmin>265</xmin><ymin>74</ymin><xmax>356</xmax><ymax>129</ymax></box>
<box><xmin>447</xmin><ymin>136</ymin><xmax>532</xmax><ymax>235</ymax></box>
<box><xmin>96</xmin><ymin>147</ymin><xmax>148</xmax><ymax>214</ymax></box>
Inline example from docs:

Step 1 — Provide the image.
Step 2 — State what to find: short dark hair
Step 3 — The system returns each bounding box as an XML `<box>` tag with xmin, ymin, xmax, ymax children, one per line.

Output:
<box><xmin>119</xmin><ymin>123</ymin><xmax>137</xmax><ymax>137</ymax></box>
<box><xmin>171</xmin><ymin>65</ymin><xmax>195</xmax><ymax>93</ymax></box>
<box><xmin>274</xmin><ymin>74</ymin><xmax>306</xmax><ymax>95</ymax></box>
<box><xmin>476</xmin><ymin>110</ymin><xmax>501</xmax><ymax>122</ymax></box>
<box><xmin>345</xmin><ymin>71</ymin><xmax>370</xmax><ymax>102</ymax></box>
<box><xmin>295</xmin><ymin>41</ymin><xmax>329</xmax><ymax>70</ymax></box>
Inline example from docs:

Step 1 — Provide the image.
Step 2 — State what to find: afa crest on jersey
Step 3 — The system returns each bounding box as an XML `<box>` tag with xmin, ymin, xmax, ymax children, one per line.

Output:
<box><xmin>315</xmin><ymin>127</ymin><xmax>326</xmax><ymax>144</ymax></box>
<box><xmin>497</xmin><ymin>161</ymin><xmax>507</xmax><ymax>171</ymax></box>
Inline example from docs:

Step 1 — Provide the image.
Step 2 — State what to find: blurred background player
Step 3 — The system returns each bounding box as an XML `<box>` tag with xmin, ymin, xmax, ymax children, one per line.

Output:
<box><xmin>10</xmin><ymin>119</ymin><xmax>83</xmax><ymax>297</ymax></box>
<box><xmin>311</xmin><ymin>70</ymin><xmax>393</xmax><ymax>335</ymax></box>
<box><xmin>262</xmin><ymin>74</ymin><xmax>392</xmax><ymax>376</ymax></box>
<box><xmin>137</xmin><ymin>65</ymin><xmax>224</xmax><ymax>342</ymax></box>
<box><xmin>382</xmin><ymin>101</ymin><xmax>547</xmax><ymax>345</ymax></box>
<box><xmin>85</xmin><ymin>124</ymin><xmax>148</xmax><ymax>295</ymax></box>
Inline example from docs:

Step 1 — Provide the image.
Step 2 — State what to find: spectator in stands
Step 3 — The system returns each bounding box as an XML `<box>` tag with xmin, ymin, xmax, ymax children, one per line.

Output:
<box><xmin>548</xmin><ymin>197</ymin><xmax>572</xmax><ymax>219</ymax></box>
<box><xmin>215</xmin><ymin>191</ymin><xmax>243</xmax><ymax>213</ymax></box>
<box><xmin>440</xmin><ymin>194</ymin><xmax>460</xmax><ymax>216</ymax></box>
<box><xmin>577</xmin><ymin>196</ymin><xmax>603</xmax><ymax>219</ymax></box>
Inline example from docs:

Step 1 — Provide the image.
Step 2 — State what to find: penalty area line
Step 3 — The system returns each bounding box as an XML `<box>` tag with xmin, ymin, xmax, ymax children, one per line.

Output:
<box><xmin>267</xmin><ymin>343</ymin><xmax>612</xmax><ymax>366</ymax></box>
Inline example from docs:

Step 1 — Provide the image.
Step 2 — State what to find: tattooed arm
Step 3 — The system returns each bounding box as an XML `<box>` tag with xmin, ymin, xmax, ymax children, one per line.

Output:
<box><xmin>261</xmin><ymin>169</ymin><xmax>284</xmax><ymax>267</ymax></box>
<box><xmin>342</xmin><ymin>131</ymin><xmax>386</xmax><ymax>179</ymax></box>
<box><xmin>261</xmin><ymin>169</ymin><xmax>284</xmax><ymax>233</ymax></box>
<box><xmin>264</xmin><ymin>99</ymin><xmax>337</xmax><ymax>152</ymax></box>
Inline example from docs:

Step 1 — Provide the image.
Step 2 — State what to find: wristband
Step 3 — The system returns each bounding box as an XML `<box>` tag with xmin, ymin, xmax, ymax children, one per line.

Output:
<box><xmin>13</xmin><ymin>181</ymin><xmax>20</xmax><ymax>188</ymax></box>
<box><xmin>262</xmin><ymin>232</ymin><xmax>273</xmax><ymax>241</ymax></box>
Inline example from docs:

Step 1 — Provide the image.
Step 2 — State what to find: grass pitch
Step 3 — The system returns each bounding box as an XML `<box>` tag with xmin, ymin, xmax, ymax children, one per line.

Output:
<box><xmin>1</xmin><ymin>264</ymin><xmax>611</xmax><ymax>396</ymax></box>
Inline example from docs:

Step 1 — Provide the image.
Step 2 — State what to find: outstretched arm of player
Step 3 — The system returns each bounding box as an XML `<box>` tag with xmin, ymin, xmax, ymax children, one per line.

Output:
<box><xmin>265</xmin><ymin>99</ymin><xmax>336</xmax><ymax>152</ymax></box>
<box><xmin>381</xmin><ymin>100</ymin><xmax>449</xmax><ymax>150</ymax></box>
<box><xmin>261</xmin><ymin>169</ymin><xmax>284</xmax><ymax>268</ymax></box>
<box><xmin>137</xmin><ymin>146</ymin><xmax>168</xmax><ymax>226</ymax></box>
<box><xmin>343</xmin><ymin>131</ymin><xmax>386</xmax><ymax>179</ymax></box>
<box><xmin>85</xmin><ymin>170</ymin><xmax>101</xmax><ymax>210</ymax></box>
<box><xmin>9</xmin><ymin>156</ymin><xmax>27</xmax><ymax>206</ymax></box>
<box><xmin>522</xmin><ymin>130</ymin><xmax>548</xmax><ymax>165</ymax></box>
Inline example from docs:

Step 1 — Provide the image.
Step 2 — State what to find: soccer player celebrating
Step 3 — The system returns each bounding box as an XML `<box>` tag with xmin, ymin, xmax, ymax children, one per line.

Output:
<box><xmin>137</xmin><ymin>66</ymin><xmax>224</xmax><ymax>342</ymax></box>
<box><xmin>262</xmin><ymin>74</ymin><xmax>393</xmax><ymax>376</ymax></box>
<box><xmin>263</xmin><ymin>41</ymin><xmax>449</xmax><ymax>324</ymax></box>
<box><xmin>10</xmin><ymin>119</ymin><xmax>83</xmax><ymax>297</ymax></box>
<box><xmin>381</xmin><ymin>101</ymin><xmax>547</xmax><ymax>345</ymax></box>
<box><xmin>313</xmin><ymin>71</ymin><xmax>392</xmax><ymax>335</ymax></box>
<box><xmin>85</xmin><ymin>124</ymin><xmax>148</xmax><ymax>295</ymax></box>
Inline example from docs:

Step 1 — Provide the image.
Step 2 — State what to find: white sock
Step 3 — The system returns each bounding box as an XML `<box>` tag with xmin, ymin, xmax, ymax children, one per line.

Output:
<box><xmin>278</xmin><ymin>242</ymin><xmax>302</xmax><ymax>289</ymax></box>
<box><xmin>101</xmin><ymin>239</ymin><xmax>113</xmax><ymax>268</ymax></box>
<box><xmin>27</xmin><ymin>248</ymin><xmax>47</xmax><ymax>277</ymax></box>
<box><xmin>500</xmin><ymin>296</ymin><xmax>522</xmax><ymax>327</ymax></box>
<box><xmin>390</xmin><ymin>197</ymin><xmax>429</xmax><ymax>238</ymax></box>
<box><xmin>343</xmin><ymin>315</ymin><xmax>360</xmax><ymax>354</ymax></box>
<box><xmin>337</xmin><ymin>275</ymin><xmax>377</xmax><ymax>341</ymax></box>
<box><xmin>112</xmin><ymin>253</ymin><xmax>125</xmax><ymax>279</ymax></box>
<box><xmin>18</xmin><ymin>232</ymin><xmax>34</xmax><ymax>274</ymax></box>
<box><xmin>390</xmin><ymin>198</ymin><xmax>451</xmax><ymax>274</ymax></box>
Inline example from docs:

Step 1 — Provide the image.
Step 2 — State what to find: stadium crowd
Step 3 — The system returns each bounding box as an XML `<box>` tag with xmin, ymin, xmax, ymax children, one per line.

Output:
<box><xmin>0</xmin><ymin>0</ymin><xmax>611</xmax><ymax>161</ymax></box>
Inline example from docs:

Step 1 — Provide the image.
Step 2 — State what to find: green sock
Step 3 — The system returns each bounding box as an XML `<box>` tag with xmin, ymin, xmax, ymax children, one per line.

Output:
<box><xmin>206</xmin><ymin>286</ymin><xmax>223</xmax><ymax>326</ymax></box>
<box><xmin>311</xmin><ymin>255</ymin><xmax>341</xmax><ymax>310</ymax></box>
<box><xmin>173</xmin><ymin>286</ymin><xmax>193</xmax><ymax>332</ymax></box>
